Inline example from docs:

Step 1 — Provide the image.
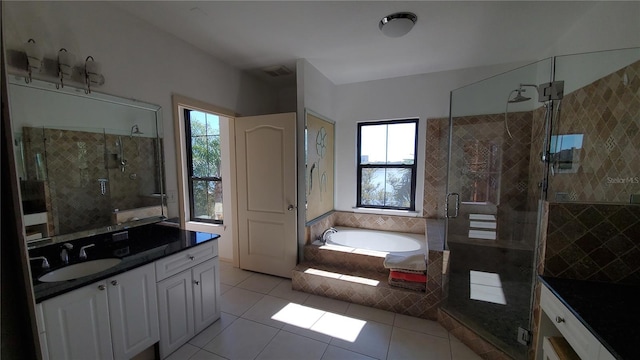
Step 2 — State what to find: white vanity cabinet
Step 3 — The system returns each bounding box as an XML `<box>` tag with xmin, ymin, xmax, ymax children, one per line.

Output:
<box><xmin>538</xmin><ymin>283</ymin><xmax>616</xmax><ymax>360</ymax></box>
<box><xmin>39</xmin><ymin>263</ymin><xmax>159</xmax><ymax>360</ymax></box>
<box><xmin>156</xmin><ymin>241</ymin><xmax>220</xmax><ymax>359</ymax></box>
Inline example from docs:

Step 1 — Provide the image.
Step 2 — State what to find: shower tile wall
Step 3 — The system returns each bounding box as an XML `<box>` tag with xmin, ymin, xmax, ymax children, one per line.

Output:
<box><xmin>542</xmin><ymin>203</ymin><xmax>640</xmax><ymax>285</ymax></box>
<box><xmin>22</xmin><ymin>127</ymin><xmax>159</xmax><ymax>234</ymax></box>
<box><xmin>425</xmin><ymin>112</ymin><xmax>534</xmax><ymax>243</ymax></box>
<box><xmin>104</xmin><ymin>133</ymin><xmax>160</xmax><ymax>212</ymax></box>
<box><xmin>531</xmin><ymin>202</ymin><xmax>640</xmax><ymax>359</ymax></box>
<box><xmin>547</xmin><ymin>59</ymin><xmax>640</xmax><ymax>203</ymax></box>
<box><xmin>423</xmin><ymin>118</ymin><xmax>449</xmax><ymax>219</ymax></box>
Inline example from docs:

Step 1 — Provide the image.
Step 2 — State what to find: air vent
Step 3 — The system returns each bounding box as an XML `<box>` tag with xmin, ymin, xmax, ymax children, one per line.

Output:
<box><xmin>262</xmin><ymin>65</ymin><xmax>293</xmax><ymax>77</ymax></box>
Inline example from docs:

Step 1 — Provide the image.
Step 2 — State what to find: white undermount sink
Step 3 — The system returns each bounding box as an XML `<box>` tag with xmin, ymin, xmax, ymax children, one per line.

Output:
<box><xmin>38</xmin><ymin>258</ymin><xmax>122</xmax><ymax>282</ymax></box>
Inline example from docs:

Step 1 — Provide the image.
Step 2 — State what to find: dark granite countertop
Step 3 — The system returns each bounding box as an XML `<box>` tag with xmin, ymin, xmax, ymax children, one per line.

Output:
<box><xmin>539</xmin><ymin>276</ymin><xmax>640</xmax><ymax>360</ymax></box>
<box><xmin>29</xmin><ymin>223</ymin><xmax>219</xmax><ymax>303</ymax></box>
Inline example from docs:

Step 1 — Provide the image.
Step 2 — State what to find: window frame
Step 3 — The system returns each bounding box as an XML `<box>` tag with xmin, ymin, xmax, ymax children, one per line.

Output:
<box><xmin>184</xmin><ymin>108</ymin><xmax>223</xmax><ymax>225</ymax></box>
<box><xmin>356</xmin><ymin>118</ymin><xmax>419</xmax><ymax>211</ymax></box>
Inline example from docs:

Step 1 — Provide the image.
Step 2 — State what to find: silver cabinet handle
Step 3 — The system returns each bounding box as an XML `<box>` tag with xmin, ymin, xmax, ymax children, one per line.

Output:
<box><xmin>194</xmin><ymin>280</ymin><xmax>200</xmax><ymax>285</ymax></box>
<box><xmin>98</xmin><ymin>285</ymin><xmax>106</xmax><ymax>291</ymax></box>
<box><xmin>111</xmin><ymin>280</ymin><xmax>118</xmax><ymax>286</ymax></box>
<box><xmin>555</xmin><ymin>316</ymin><xmax>565</xmax><ymax>323</ymax></box>
<box><xmin>189</xmin><ymin>255</ymin><xmax>195</xmax><ymax>261</ymax></box>
<box><xmin>287</xmin><ymin>204</ymin><xmax>296</xmax><ymax>211</ymax></box>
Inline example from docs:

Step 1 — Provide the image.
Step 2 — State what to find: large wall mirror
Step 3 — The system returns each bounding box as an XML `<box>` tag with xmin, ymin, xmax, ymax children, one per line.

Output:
<box><xmin>8</xmin><ymin>78</ymin><xmax>165</xmax><ymax>246</ymax></box>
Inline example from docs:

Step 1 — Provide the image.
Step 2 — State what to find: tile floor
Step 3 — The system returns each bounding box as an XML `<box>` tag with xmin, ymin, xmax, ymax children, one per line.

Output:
<box><xmin>166</xmin><ymin>261</ymin><xmax>482</xmax><ymax>360</ymax></box>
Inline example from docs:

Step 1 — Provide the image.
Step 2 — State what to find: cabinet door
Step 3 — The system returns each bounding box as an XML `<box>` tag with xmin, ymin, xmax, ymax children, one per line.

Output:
<box><xmin>42</xmin><ymin>282</ymin><xmax>113</xmax><ymax>360</ymax></box>
<box><xmin>157</xmin><ymin>270</ymin><xmax>194</xmax><ymax>358</ymax></box>
<box><xmin>107</xmin><ymin>263</ymin><xmax>160</xmax><ymax>360</ymax></box>
<box><xmin>193</xmin><ymin>258</ymin><xmax>221</xmax><ymax>333</ymax></box>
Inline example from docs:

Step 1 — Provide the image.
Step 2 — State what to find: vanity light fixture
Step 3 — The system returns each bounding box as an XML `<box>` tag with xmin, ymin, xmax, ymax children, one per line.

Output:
<box><xmin>379</xmin><ymin>12</ymin><xmax>417</xmax><ymax>38</ymax></box>
<box><xmin>24</xmin><ymin>39</ymin><xmax>43</xmax><ymax>83</ymax></box>
<box><xmin>56</xmin><ymin>48</ymin><xmax>75</xmax><ymax>89</ymax></box>
<box><xmin>84</xmin><ymin>55</ymin><xmax>103</xmax><ymax>94</ymax></box>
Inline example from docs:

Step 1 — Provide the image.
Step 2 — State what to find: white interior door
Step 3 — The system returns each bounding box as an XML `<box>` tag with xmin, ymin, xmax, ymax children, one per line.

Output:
<box><xmin>235</xmin><ymin>113</ymin><xmax>297</xmax><ymax>278</ymax></box>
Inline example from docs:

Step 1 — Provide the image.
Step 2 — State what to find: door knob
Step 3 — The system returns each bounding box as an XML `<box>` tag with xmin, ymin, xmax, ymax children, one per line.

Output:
<box><xmin>194</xmin><ymin>280</ymin><xmax>200</xmax><ymax>285</ymax></box>
<box><xmin>98</xmin><ymin>285</ymin><xmax>106</xmax><ymax>291</ymax></box>
<box><xmin>111</xmin><ymin>280</ymin><xmax>118</xmax><ymax>286</ymax></box>
<box><xmin>287</xmin><ymin>205</ymin><xmax>296</xmax><ymax>211</ymax></box>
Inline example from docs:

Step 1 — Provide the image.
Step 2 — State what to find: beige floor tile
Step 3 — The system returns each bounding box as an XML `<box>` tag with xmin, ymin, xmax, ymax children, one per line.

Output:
<box><xmin>255</xmin><ymin>330</ymin><xmax>328</xmax><ymax>360</ymax></box>
<box><xmin>203</xmin><ymin>318</ymin><xmax>278</xmax><ymax>360</ymax></box>
<box><xmin>327</xmin><ymin>317</ymin><xmax>392</xmax><ymax>359</ymax></box>
<box><xmin>189</xmin><ymin>349</ymin><xmax>227</xmax><ymax>360</ymax></box>
<box><xmin>320</xmin><ymin>345</ymin><xmax>377</xmax><ymax>360</ymax></box>
<box><xmin>189</xmin><ymin>312</ymin><xmax>238</xmax><ymax>348</ymax></box>
<box><xmin>219</xmin><ymin>264</ymin><xmax>253</xmax><ymax>286</ymax></box>
<box><xmin>346</xmin><ymin>303</ymin><xmax>396</xmax><ymax>325</ymax></box>
<box><xmin>165</xmin><ymin>343</ymin><xmax>199</xmax><ymax>360</ymax></box>
<box><xmin>220</xmin><ymin>287</ymin><xmax>264</xmax><ymax>316</ymax></box>
<box><xmin>450</xmin><ymin>340</ymin><xmax>483</xmax><ymax>360</ymax></box>
<box><xmin>394</xmin><ymin>313</ymin><xmax>449</xmax><ymax>339</ymax></box>
<box><xmin>241</xmin><ymin>295</ymin><xmax>291</xmax><ymax>329</ymax></box>
<box><xmin>220</xmin><ymin>283</ymin><xmax>233</xmax><ymax>295</ymax></box>
<box><xmin>236</xmin><ymin>273</ymin><xmax>284</xmax><ymax>294</ymax></box>
<box><xmin>387</xmin><ymin>327</ymin><xmax>451</xmax><ymax>360</ymax></box>
<box><xmin>304</xmin><ymin>294</ymin><xmax>350</xmax><ymax>314</ymax></box>
<box><xmin>268</xmin><ymin>279</ymin><xmax>310</xmax><ymax>303</ymax></box>
<box><xmin>281</xmin><ymin>324</ymin><xmax>333</xmax><ymax>344</ymax></box>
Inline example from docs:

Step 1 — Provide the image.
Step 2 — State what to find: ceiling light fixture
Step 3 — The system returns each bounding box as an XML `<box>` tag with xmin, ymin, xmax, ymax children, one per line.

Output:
<box><xmin>379</xmin><ymin>12</ymin><xmax>417</xmax><ymax>38</ymax></box>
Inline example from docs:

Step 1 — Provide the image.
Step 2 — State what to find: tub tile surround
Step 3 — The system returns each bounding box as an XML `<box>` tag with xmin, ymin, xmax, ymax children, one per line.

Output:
<box><xmin>293</xmin><ymin>249</ymin><xmax>445</xmax><ymax>320</ymax></box>
<box><xmin>300</xmin><ymin>211</ymin><xmax>446</xmax><ymax>320</ymax></box>
<box><xmin>306</xmin><ymin>211</ymin><xmax>426</xmax><ymax>246</ymax></box>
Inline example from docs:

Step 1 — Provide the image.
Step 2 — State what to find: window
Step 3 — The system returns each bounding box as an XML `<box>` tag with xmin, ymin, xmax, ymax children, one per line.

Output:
<box><xmin>357</xmin><ymin>119</ymin><xmax>418</xmax><ymax>210</ymax></box>
<box><xmin>185</xmin><ymin>109</ymin><xmax>223</xmax><ymax>223</ymax></box>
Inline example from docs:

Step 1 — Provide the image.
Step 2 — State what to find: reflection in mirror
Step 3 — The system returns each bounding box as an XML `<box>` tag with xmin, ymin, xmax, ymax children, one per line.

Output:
<box><xmin>8</xmin><ymin>78</ymin><xmax>165</xmax><ymax>245</ymax></box>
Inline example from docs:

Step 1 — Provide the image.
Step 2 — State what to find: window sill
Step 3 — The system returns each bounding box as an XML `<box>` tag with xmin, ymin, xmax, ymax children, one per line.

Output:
<box><xmin>185</xmin><ymin>221</ymin><xmax>226</xmax><ymax>234</ymax></box>
<box><xmin>351</xmin><ymin>207</ymin><xmax>421</xmax><ymax>217</ymax></box>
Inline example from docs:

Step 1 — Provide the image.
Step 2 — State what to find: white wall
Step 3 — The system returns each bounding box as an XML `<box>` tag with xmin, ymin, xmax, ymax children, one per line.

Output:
<box><xmin>3</xmin><ymin>1</ymin><xmax>279</xmax><ymax>261</ymax></box>
<box><xmin>544</xmin><ymin>1</ymin><xmax>640</xmax><ymax>60</ymax></box>
<box><xmin>295</xmin><ymin>59</ymin><xmax>338</xmax><ymax>257</ymax></box>
<box><xmin>333</xmin><ymin>63</ymin><xmax>523</xmax><ymax>212</ymax></box>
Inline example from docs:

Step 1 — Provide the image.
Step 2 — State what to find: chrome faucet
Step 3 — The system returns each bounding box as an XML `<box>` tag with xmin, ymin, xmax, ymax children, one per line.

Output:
<box><xmin>79</xmin><ymin>244</ymin><xmax>95</xmax><ymax>260</ymax></box>
<box><xmin>29</xmin><ymin>256</ymin><xmax>50</xmax><ymax>270</ymax></box>
<box><xmin>320</xmin><ymin>227</ymin><xmax>338</xmax><ymax>244</ymax></box>
<box><xmin>60</xmin><ymin>243</ymin><xmax>74</xmax><ymax>264</ymax></box>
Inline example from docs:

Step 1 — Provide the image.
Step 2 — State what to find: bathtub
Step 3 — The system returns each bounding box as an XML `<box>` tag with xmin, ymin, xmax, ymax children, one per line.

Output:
<box><xmin>323</xmin><ymin>226</ymin><xmax>427</xmax><ymax>255</ymax></box>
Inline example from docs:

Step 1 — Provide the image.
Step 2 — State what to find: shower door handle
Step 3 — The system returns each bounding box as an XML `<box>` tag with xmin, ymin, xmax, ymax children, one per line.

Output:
<box><xmin>445</xmin><ymin>193</ymin><xmax>460</xmax><ymax>218</ymax></box>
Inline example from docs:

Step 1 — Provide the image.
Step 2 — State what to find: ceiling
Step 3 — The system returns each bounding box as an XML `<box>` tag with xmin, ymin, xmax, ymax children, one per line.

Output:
<box><xmin>113</xmin><ymin>1</ymin><xmax>598</xmax><ymax>86</ymax></box>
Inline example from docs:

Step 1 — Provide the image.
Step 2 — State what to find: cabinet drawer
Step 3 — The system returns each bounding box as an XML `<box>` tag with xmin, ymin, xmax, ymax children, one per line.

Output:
<box><xmin>540</xmin><ymin>285</ymin><xmax>601</xmax><ymax>360</ymax></box>
<box><xmin>155</xmin><ymin>241</ymin><xmax>217</xmax><ymax>281</ymax></box>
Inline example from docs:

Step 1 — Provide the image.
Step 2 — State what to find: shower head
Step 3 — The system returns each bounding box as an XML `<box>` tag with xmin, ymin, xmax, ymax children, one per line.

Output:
<box><xmin>508</xmin><ymin>88</ymin><xmax>531</xmax><ymax>103</ymax></box>
<box><xmin>130</xmin><ymin>125</ymin><xmax>143</xmax><ymax>137</ymax></box>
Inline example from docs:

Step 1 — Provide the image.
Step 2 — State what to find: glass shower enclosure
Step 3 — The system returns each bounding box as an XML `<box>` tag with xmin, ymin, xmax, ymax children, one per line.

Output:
<box><xmin>442</xmin><ymin>47</ymin><xmax>640</xmax><ymax>359</ymax></box>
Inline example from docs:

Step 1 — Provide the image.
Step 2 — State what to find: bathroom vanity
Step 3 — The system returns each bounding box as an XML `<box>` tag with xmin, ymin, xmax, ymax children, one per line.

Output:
<box><xmin>537</xmin><ymin>276</ymin><xmax>639</xmax><ymax>360</ymax></box>
<box><xmin>30</xmin><ymin>223</ymin><xmax>220</xmax><ymax>360</ymax></box>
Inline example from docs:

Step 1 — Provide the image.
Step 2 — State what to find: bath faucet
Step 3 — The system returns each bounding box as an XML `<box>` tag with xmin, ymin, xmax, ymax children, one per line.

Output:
<box><xmin>320</xmin><ymin>227</ymin><xmax>338</xmax><ymax>244</ymax></box>
<box><xmin>60</xmin><ymin>243</ymin><xmax>74</xmax><ymax>264</ymax></box>
<box><xmin>79</xmin><ymin>244</ymin><xmax>95</xmax><ymax>260</ymax></box>
<box><xmin>29</xmin><ymin>256</ymin><xmax>50</xmax><ymax>270</ymax></box>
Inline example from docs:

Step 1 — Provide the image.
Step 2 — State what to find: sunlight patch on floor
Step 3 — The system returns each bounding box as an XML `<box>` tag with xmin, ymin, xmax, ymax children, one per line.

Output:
<box><xmin>303</xmin><ymin>268</ymin><xmax>380</xmax><ymax>286</ymax></box>
<box><xmin>271</xmin><ymin>302</ymin><xmax>366</xmax><ymax>342</ymax></box>
<box><xmin>469</xmin><ymin>270</ymin><xmax>506</xmax><ymax>305</ymax></box>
